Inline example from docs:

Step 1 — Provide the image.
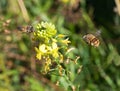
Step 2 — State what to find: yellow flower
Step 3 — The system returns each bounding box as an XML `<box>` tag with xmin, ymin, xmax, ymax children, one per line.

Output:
<box><xmin>35</xmin><ymin>47</ymin><xmax>42</xmax><ymax>60</ymax></box>
<box><xmin>51</xmin><ymin>42</ymin><xmax>59</xmax><ymax>58</ymax></box>
<box><xmin>61</xmin><ymin>38</ymin><xmax>71</xmax><ymax>45</ymax></box>
<box><xmin>35</xmin><ymin>44</ymin><xmax>48</xmax><ymax>60</ymax></box>
<box><xmin>52</xmin><ymin>42</ymin><xmax>58</xmax><ymax>49</ymax></box>
<box><xmin>36</xmin><ymin>52</ymin><xmax>42</xmax><ymax>60</ymax></box>
<box><xmin>39</xmin><ymin>44</ymin><xmax>47</xmax><ymax>53</ymax></box>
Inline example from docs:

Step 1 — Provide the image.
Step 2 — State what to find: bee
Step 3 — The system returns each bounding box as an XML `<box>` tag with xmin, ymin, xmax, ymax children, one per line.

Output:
<box><xmin>17</xmin><ymin>25</ymin><xmax>34</xmax><ymax>33</ymax></box>
<box><xmin>83</xmin><ymin>33</ymin><xmax>100</xmax><ymax>47</ymax></box>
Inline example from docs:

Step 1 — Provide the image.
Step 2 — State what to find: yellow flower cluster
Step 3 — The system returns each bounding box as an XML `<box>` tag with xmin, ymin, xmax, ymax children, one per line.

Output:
<box><xmin>33</xmin><ymin>22</ymin><xmax>71</xmax><ymax>74</ymax></box>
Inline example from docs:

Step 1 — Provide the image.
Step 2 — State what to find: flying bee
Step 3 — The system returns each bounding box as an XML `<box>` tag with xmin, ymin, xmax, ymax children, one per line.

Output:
<box><xmin>17</xmin><ymin>25</ymin><xmax>34</xmax><ymax>33</ymax></box>
<box><xmin>83</xmin><ymin>33</ymin><xmax>100</xmax><ymax>47</ymax></box>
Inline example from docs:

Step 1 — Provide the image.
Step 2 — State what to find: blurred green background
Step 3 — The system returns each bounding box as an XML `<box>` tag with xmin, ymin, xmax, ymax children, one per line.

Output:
<box><xmin>0</xmin><ymin>0</ymin><xmax>120</xmax><ymax>91</ymax></box>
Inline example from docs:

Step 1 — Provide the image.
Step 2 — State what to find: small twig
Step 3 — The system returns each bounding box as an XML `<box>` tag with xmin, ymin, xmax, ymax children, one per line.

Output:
<box><xmin>17</xmin><ymin>0</ymin><xmax>30</xmax><ymax>22</ymax></box>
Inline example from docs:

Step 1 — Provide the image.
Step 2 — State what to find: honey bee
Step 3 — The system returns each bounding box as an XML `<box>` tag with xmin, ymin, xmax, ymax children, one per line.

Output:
<box><xmin>17</xmin><ymin>25</ymin><xmax>34</xmax><ymax>33</ymax></box>
<box><xmin>83</xmin><ymin>34</ymin><xmax>100</xmax><ymax>47</ymax></box>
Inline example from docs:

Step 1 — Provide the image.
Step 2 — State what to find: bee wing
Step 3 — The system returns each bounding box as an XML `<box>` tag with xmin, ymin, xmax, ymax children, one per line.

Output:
<box><xmin>95</xmin><ymin>30</ymin><xmax>101</xmax><ymax>37</ymax></box>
